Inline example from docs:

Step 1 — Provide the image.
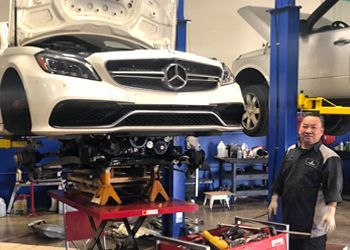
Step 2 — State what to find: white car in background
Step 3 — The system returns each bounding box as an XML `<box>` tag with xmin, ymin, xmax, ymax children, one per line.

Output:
<box><xmin>0</xmin><ymin>0</ymin><xmax>244</xmax><ymax>137</ymax></box>
<box><xmin>232</xmin><ymin>0</ymin><xmax>350</xmax><ymax>136</ymax></box>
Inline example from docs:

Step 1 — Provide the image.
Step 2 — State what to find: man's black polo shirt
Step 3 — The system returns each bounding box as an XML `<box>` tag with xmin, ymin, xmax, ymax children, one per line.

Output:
<box><xmin>272</xmin><ymin>140</ymin><xmax>343</xmax><ymax>237</ymax></box>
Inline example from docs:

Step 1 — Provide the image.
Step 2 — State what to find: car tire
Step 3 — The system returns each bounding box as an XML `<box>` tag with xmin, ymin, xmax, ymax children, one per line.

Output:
<box><xmin>0</xmin><ymin>69</ymin><xmax>32</xmax><ymax>135</ymax></box>
<box><xmin>323</xmin><ymin>115</ymin><xmax>350</xmax><ymax>136</ymax></box>
<box><xmin>241</xmin><ymin>85</ymin><xmax>268</xmax><ymax>136</ymax></box>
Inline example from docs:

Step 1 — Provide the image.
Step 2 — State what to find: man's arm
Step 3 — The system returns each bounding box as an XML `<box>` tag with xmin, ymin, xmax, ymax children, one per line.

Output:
<box><xmin>322</xmin><ymin>155</ymin><xmax>343</xmax><ymax>234</ymax></box>
<box><xmin>267</xmin><ymin>153</ymin><xmax>290</xmax><ymax>218</ymax></box>
<box><xmin>323</xmin><ymin>156</ymin><xmax>343</xmax><ymax>203</ymax></box>
<box><xmin>267</xmin><ymin>148</ymin><xmax>295</xmax><ymax>218</ymax></box>
<box><xmin>268</xmin><ymin>193</ymin><xmax>279</xmax><ymax>218</ymax></box>
<box><xmin>322</xmin><ymin>202</ymin><xmax>337</xmax><ymax>233</ymax></box>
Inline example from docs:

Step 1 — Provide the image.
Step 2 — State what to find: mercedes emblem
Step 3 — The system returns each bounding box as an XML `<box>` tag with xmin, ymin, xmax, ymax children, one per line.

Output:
<box><xmin>162</xmin><ymin>63</ymin><xmax>188</xmax><ymax>91</ymax></box>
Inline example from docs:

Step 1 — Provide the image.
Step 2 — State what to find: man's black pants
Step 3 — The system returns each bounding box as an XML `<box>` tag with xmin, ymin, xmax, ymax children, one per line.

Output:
<box><xmin>289</xmin><ymin>235</ymin><xmax>327</xmax><ymax>250</ymax></box>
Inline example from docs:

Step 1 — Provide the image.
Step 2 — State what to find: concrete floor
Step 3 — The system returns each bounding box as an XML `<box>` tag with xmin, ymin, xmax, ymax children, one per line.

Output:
<box><xmin>0</xmin><ymin>197</ymin><xmax>349</xmax><ymax>249</ymax></box>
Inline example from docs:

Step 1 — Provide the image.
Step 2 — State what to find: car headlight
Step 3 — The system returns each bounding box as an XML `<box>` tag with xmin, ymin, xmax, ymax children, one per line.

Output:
<box><xmin>35</xmin><ymin>51</ymin><xmax>101</xmax><ymax>81</ymax></box>
<box><xmin>220</xmin><ymin>62</ymin><xmax>235</xmax><ymax>86</ymax></box>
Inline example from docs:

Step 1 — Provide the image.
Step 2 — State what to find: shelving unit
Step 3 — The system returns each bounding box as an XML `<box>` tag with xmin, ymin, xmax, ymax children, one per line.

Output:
<box><xmin>216</xmin><ymin>157</ymin><xmax>269</xmax><ymax>198</ymax></box>
<box><xmin>185</xmin><ymin>168</ymin><xmax>214</xmax><ymax>198</ymax></box>
<box><xmin>335</xmin><ymin>150</ymin><xmax>350</xmax><ymax>159</ymax></box>
<box><xmin>334</xmin><ymin>150</ymin><xmax>350</xmax><ymax>200</ymax></box>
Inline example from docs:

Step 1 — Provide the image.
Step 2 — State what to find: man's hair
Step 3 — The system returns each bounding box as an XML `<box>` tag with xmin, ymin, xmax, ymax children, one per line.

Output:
<box><xmin>302</xmin><ymin>112</ymin><xmax>325</xmax><ymax>128</ymax></box>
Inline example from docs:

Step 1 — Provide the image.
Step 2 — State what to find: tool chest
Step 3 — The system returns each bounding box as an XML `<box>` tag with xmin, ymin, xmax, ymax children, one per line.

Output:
<box><xmin>155</xmin><ymin>217</ymin><xmax>289</xmax><ymax>250</ymax></box>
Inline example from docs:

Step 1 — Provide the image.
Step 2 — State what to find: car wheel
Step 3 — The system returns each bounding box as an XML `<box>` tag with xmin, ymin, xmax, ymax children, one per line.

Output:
<box><xmin>323</xmin><ymin>115</ymin><xmax>350</xmax><ymax>136</ymax></box>
<box><xmin>0</xmin><ymin>69</ymin><xmax>32</xmax><ymax>135</ymax></box>
<box><xmin>241</xmin><ymin>85</ymin><xmax>268</xmax><ymax>136</ymax></box>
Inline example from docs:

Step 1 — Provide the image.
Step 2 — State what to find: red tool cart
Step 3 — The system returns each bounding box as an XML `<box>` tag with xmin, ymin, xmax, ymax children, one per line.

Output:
<box><xmin>155</xmin><ymin>216</ymin><xmax>289</xmax><ymax>250</ymax></box>
<box><xmin>48</xmin><ymin>190</ymin><xmax>198</xmax><ymax>250</ymax></box>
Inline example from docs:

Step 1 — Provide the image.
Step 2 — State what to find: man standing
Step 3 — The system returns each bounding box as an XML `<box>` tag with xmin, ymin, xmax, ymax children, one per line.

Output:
<box><xmin>268</xmin><ymin>113</ymin><xmax>343</xmax><ymax>250</ymax></box>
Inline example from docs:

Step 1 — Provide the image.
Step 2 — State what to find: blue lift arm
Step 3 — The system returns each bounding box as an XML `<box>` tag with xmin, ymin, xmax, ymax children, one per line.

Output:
<box><xmin>267</xmin><ymin>0</ymin><xmax>300</xmax><ymax>222</ymax></box>
<box><xmin>162</xmin><ymin>0</ymin><xmax>188</xmax><ymax>237</ymax></box>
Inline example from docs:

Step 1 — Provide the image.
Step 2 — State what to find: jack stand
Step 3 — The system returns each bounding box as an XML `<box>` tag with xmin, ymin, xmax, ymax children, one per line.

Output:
<box><xmin>148</xmin><ymin>165</ymin><xmax>170</xmax><ymax>202</ymax></box>
<box><xmin>91</xmin><ymin>168</ymin><xmax>122</xmax><ymax>206</ymax></box>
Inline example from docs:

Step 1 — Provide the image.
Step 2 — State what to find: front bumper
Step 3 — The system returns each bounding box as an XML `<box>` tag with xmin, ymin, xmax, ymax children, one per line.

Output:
<box><xmin>49</xmin><ymin>101</ymin><xmax>244</xmax><ymax>129</ymax></box>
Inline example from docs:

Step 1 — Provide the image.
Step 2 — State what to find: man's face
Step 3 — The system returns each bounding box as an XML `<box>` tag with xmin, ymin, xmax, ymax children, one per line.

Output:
<box><xmin>298</xmin><ymin>116</ymin><xmax>324</xmax><ymax>148</ymax></box>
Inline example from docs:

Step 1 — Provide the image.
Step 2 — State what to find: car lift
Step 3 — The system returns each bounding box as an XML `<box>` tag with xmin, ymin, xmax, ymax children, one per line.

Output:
<box><xmin>267</xmin><ymin>0</ymin><xmax>300</xmax><ymax>223</ymax></box>
<box><xmin>0</xmin><ymin>138</ymin><xmax>27</xmax><ymax>148</ymax></box>
<box><xmin>298</xmin><ymin>92</ymin><xmax>350</xmax><ymax>115</ymax></box>
<box><xmin>49</xmin><ymin>190</ymin><xmax>197</xmax><ymax>250</ymax></box>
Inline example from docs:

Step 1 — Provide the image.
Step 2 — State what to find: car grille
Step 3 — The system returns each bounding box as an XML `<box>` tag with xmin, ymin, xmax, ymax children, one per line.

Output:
<box><xmin>106</xmin><ymin>59</ymin><xmax>222</xmax><ymax>92</ymax></box>
<box><xmin>118</xmin><ymin>113</ymin><xmax>222</xmax><ymax>126</ymax></box>
<box><xmin>49</xmin><ymin>101</ymin><xmax>243</xmax><ymax>128</ymax></box>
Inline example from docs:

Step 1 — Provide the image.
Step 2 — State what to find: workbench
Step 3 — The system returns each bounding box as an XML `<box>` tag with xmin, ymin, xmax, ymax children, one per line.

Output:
<box><xmin>48</xmin><ymin>190</ymin><xmax>198</xmax><ymax>250</ymax></box>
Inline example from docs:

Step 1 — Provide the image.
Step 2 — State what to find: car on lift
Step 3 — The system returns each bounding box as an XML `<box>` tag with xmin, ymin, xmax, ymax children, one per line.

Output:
<box><xmin>0</xmin><ymin>0</ymin><xmax>244</xmax><ymax>138</ymax></box>
<box><xmin>232</xmin><ymin>0</ymin><xmax>350</xmax><ymax>136</ymax></box>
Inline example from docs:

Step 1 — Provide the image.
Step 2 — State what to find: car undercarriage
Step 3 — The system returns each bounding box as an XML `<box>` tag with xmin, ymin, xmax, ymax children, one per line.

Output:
<box><xmin>14</xmin><ymin>135</ymin><xmax>205</xmax><ymax>205</ymax></box>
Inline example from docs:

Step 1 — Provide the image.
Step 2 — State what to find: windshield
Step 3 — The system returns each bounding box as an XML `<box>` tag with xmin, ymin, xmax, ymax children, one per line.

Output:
<box><xmin>313</xmin><ymin>0</ymin><xmax>350</xmax><ymax>32</ymax></box>
<box><xmin>28</xmin><ymin>34</ymin><xmax>144</xmax><ymax>55</ymax></box>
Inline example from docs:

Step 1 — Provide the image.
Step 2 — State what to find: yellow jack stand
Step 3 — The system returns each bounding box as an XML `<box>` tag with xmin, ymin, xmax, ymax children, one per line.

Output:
<box><xmin>91</xmin><ymin>168</ymin><xmax>122</xmax><ymax>205</ymax></box>
<box><xmin>148</xmin><ymin>165</ymin><xmax>170</xmax><ymax>202</ymax></box>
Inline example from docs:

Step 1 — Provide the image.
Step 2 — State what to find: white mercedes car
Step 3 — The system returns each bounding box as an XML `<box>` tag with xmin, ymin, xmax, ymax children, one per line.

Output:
<box><xmin>0</xmin><ymin>0</ymin><xmax>244</xmax><ymax>137</ymax></box>
<box><xmin>232</xmin><ymin>0</ymin><xmax>350</xmax><ymax>136</ymax></box>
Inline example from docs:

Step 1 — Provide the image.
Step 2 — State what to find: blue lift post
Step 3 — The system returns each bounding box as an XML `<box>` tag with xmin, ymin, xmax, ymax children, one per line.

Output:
<box><xmin>162</xmin><ymin>0</ymin><xmax>187</xmax><ymax>237</ymax></box>
<box><xmin>267</xmin><ymin>0</ymin><xmax>300</xmax><ymax>222</ymax></box>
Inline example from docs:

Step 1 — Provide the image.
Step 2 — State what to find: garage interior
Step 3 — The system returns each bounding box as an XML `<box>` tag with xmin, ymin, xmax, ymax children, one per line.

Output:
<box><xmin>0</xmin><ymin>0</ymin><xmax>350</xmax><ymax>250</ymax></box>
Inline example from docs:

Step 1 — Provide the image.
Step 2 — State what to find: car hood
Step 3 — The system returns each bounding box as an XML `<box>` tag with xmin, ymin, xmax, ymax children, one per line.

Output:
<box><xmin>238</xmin><ymin>6</ymin><xmax>271</xmax><ymax>41</ymax></box>
<box><xmin>9</xmin><ymin>0</ymin><xmax>177</xmax><ymax>49</ymax></box>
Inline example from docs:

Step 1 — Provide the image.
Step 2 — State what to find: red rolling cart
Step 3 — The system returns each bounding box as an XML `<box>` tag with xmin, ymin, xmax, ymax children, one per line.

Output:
<box><xmin>155</xmin><ymin>217</ymin><xmax>289</xmax><ymax>250</ymax></box>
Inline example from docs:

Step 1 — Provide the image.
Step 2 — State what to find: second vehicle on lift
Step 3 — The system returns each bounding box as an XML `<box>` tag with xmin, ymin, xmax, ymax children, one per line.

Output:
<box><xmin>232</xmin><ymin>0</ymin><xmax>350</xmax><ymax>136</ymax></box>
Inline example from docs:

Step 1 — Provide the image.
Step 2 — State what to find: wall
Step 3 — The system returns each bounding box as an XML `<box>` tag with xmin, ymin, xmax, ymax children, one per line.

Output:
<box><xmin>0</xmin><ymin>0</ymin><xmax>10</xmax><ymax>22</ymax></box>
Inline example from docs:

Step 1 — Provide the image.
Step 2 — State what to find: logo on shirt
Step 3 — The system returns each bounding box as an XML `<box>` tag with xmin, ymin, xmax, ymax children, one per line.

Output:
<box><xmin>305</xmin><ymin>158</ymin><xmax>319</xmax><ymax>169</ymax></box>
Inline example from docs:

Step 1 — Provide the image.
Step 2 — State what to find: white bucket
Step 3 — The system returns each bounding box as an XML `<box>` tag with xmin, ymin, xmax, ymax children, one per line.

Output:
<box><xmin>0</xmin><ymin>197</ymin><xmax>6</xmax><ymax>217</ymax></box>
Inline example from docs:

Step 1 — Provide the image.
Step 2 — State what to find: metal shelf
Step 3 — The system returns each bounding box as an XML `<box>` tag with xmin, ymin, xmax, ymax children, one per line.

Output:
<box><xmin>185</xmin><ymin>168</ymin><xmax>214</xmax><ymax>198</ymax></box>
<box><xmin>216</xmin><ymin>157</ymin><xmax>269</xmax><ymax>164</ymax></box>
<box><xmin>236</xmin><ymin>189</ymin><xmax>268</xmax><ymax>197</ymax></box>
<box><xmin>216</xmin><ymin>157</ymin><xmax>268</xmax><ymax>199</ymax></box>
<box><xmin>335</xmin><ymin>150</ymin><xmax>350</xmax><ymax>159</ymax></box>
<box><xmin>236</xmin><ymin>174</ymin><xmax>268</xmax><ymax>181</ymax></box>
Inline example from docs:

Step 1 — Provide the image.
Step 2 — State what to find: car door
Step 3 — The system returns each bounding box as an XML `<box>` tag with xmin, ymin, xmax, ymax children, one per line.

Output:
<box><xmin>299</xmin><ymin>0</ymin><xmax>350</xmax><ymax>99</ymax></box>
